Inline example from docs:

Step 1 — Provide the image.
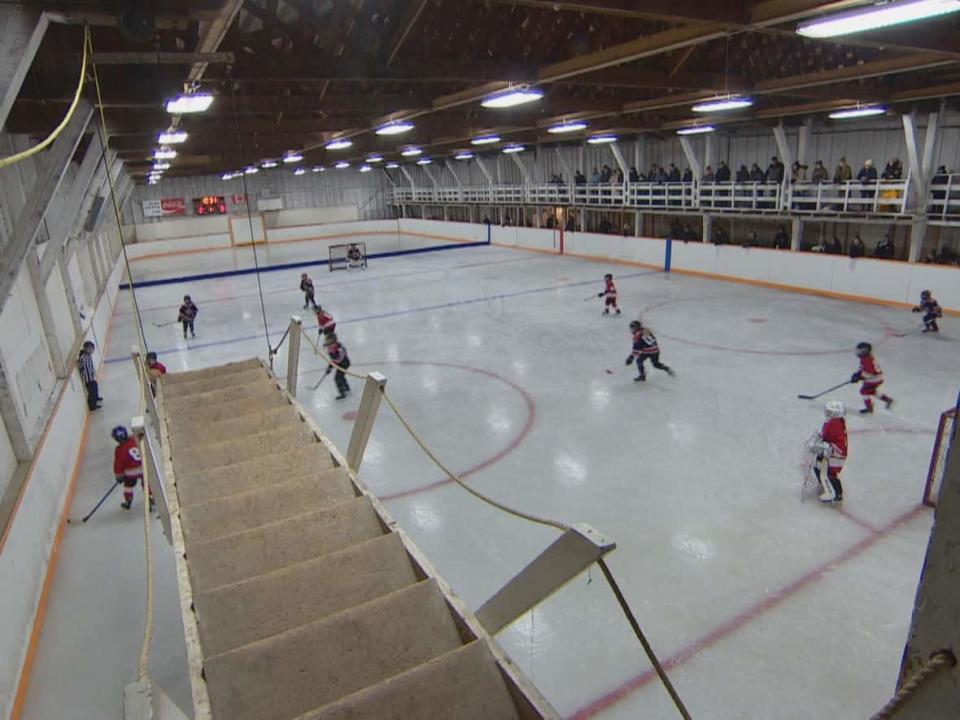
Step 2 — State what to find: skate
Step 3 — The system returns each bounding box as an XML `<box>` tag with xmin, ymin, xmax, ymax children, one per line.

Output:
<box><xmin>819</xmin><ymin>494</ymin><xmax>842</xmax><ymax>505</ymax></box>
<box><xmin>603</xmin><ymin>308</ymin><xmax>609</xmax><ymax>315</ymax></box>
<box><xmin>335</xmin><ymin>392</ymin><xmax>347</xmax><ymax>400</ymax></box>
<box><xmin>859</xmin><ymin>406</ymin><xmax>873</xmax><ymax>415</ymax></box>
<box><xmin>633</xmin><ymin>375</ymin><xmax>646</xmax><ymax>382</ymax></box>
<box><xmin>666</xmin><ymin>367</ymin><xmax>676</xmax><ymax>377</ymax></box>
<box><xmin>121</xmin><ymin>500</ymin><xmax>132</xmax><ymax>510</ymax></box>
<box><xmin>615</xmin><ymin>308</ymin><xmax>621</xmax><ymax>315</ymax></box>
<box><xmin>883</xmin><ymin>397</ymin><xmax>894</xmax><ymax>410</ymax></box>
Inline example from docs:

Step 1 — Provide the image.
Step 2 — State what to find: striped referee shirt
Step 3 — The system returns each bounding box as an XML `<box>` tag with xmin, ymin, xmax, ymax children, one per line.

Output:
<box><xmin>77</xmin><ymin>352</ymin><xmax>96</xmax><ymax>383</ymax></box>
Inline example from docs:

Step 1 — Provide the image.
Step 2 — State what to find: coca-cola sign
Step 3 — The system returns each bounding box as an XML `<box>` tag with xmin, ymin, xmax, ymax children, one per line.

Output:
<box><xmin>142</xmin><ymin>197</ymin><xmax>187</xmax><ymax>217</ymax></box>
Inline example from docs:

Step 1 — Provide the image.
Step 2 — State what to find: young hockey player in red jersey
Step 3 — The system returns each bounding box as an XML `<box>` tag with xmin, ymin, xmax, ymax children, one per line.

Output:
<box><xmin>598</xmin><ymin>273</ymin><xmax>621</xmax><ymax>315</ymax></box>
<box><xmin>810</xmin><ymin>400</ymin><xmax>847</xmax><ymax>504</ymax></box>
<box><xmin>912</xmin><ymin>290</ymin><xmax>942</xmax><ymax>333</ymax></box>
<box><xmin>850</xmin><ymin>342</ymin><xmax>894</xmax><ymax>414</ymax></box>
<box><xmin>300</xmin><ymin>273</ymin><xmax>318</xmax><ymax>310</ymax></box>
<box><xmin>625</xmin><ymin>320</ymin><xmax>675</xmax><ymax>382</ymax></box>
<box><xmin>146</xmin><ymin>351</ymin><xmax>166</xmax><ymax>395</ymax></box>
<box><xmin>322</xmin><ymin>333</ymin><xmax>351</xmax><ymax>400</ymax></box>
<box><xmin>315</xmin><ymin>305</ymin><xmax>336</xmax><ymax>338</ymax></box>
<box><xmin>112</xmin><ymin>426</ymin><xmax>151</xmax><ymax>510</ymax></box>
<box><xmin>178</xmin><ymin>295</ymin><xmax>198</xmax><ymax>338</ymax></box>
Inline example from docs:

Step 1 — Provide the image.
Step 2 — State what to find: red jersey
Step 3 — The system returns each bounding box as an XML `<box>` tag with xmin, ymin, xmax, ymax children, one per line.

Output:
<box><xmin>113</xmin><ymin>437</ymin><xmax>143</xmax><ymax>479</ymax></box>
<box><xmin>148</xmin><ymin>361</ymin><xmax>167</xmax><ymax>379</ymax></box>
<box><xmin>316</xmin><ymin>310</ymin><xmax>336</xmax><ymax>332</ymax></box>
<box><xmin>820</xmin><ymin>418</ymin><xmax>848</xmax><ymax>459</ymax></box>
<box><xmin>859</xmin><ymin>355</ymin><xmax>883</xmax><ymax>384</ymax></box>
<box><xmin>603</xmin><ymin>279</ymin><xmax>617</xmax><ymax>297</ymax></box>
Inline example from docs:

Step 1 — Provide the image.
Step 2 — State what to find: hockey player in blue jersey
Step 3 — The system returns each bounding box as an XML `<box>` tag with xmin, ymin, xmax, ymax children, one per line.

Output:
<box><xmin>625</xmin><ymin>320</ymin><xmax>675</xmax><ymax>382</ymax></box>
<box><xmin>912</xmin><ymin>290</ymin><xmax>942</xmax><ymax>333</ymax></box>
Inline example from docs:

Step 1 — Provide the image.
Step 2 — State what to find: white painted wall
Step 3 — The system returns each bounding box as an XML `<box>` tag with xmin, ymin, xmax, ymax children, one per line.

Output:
<box><xmin>0</xmin><ymin>411</ymin><xmax>16</xmax><ymax>510</ymax></box>
<box><xmin>263</xmin><ymin>205</ymin><xmax>359</xmax><ymax>227</ymax></box>
<box><xmin>132</xmin><ymin>215</ymin><xmax>229</xmax><ymax>242</ymax></box>
<box><xmin>43</xmin><ymin>268</ymin><xmax>75</xmax><ymax>375</ymax></box>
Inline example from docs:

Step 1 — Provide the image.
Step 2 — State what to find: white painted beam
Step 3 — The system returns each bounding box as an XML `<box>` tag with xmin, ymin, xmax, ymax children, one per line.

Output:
<box><xmin>797</xmin><ymin>118</ymin><xmax>812</xmax><ymax>167</ymax></box>
<box><xmin>903</xmin><ymin>113</ymin><xmax>924</xmax><ymax>210</ymax></box>
<box><xmin>609</xmin><ymin>143</ymin><xmax>628</xmax><ymax>176</ymax></box>
<box><xmin>678</xmin><ymin>136</ymin><xmax>702</xmax><ymax>181</ymax></box>
<box><xmin>444</xmin><ymin>159</ymin><xmax>463</xmax><ymax>186</ymax></box>
<box><xmin>553</xmin><ymin>146</ymin><xmax>572</xmax><ymax>181</ymax></box>
<box><xmin>509</xmin><ymin>152</ymin><xmax>531</xmax><ymax>183</ymax></box>
<box><xmin>0</xmin><ymin>7</ymin><xmax>49</xmax><ymax>131</ymax></box>
<box><xmin>26</xmin><ymin>246</ymin><xmax>65</xmax><ymax>378</ymax></box>
<box><xmin>474</xmin><ymin>156</ymin><xmax>494</xmax><ymax>185</ymax></box>
<box><xmin>400</xmin><ymin>165</ymin><xmax>417</xmax><ymax>186</ymax></box>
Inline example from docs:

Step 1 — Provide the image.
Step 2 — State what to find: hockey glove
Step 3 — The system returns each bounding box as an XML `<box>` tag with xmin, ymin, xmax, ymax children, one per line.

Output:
<box><xmin>850</xmin><ymin>372</ymin><xmax>861</xmax><ymax>383</ymax></box>
<box><xmin>115</xmin><ymin>475</ymin><xmax>125</xmax><ymax>484</ymax></box>
<box><xmin>625</xmin><ymin>356</ymin><xmax>633</xmax><ymax>366</ymax></box>
<box><xmin>912</xmin><ymin>306</ymin><xmax>921</xmax><ymax>313</ymax></box>
<box><xmin>324</xmin><ymin>366</ymin><xmax>332</xmax><ymax>375</ymax></box>
<box><xmin>597</xmin><ymin>292</ymin><xmax>604</xmax><ymax>297</ymax></box>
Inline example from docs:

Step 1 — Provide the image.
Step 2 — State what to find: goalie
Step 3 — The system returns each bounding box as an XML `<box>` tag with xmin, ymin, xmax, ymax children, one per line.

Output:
<box><xmin>805</xmin><ymin>400</ymin><xmax>847</xmax><ymax>505</ymax></box>
<box><xmin>347</xmin><ymin>243</ymin><xmax>366</xmax><ymax>269</ymax></box>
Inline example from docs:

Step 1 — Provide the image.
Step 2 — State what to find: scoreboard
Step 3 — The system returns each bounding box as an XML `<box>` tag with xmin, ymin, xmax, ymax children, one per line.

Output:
<box><xmin>193</xmin><ymin>195</ymin><xmax>227</xmax><ymax>215</ymax></box>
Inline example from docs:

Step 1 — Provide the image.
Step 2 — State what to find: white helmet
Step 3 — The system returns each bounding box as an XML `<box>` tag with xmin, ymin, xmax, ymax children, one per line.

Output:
<box><xmin>824</xmin><ymin>400</ymin><xmax>845</xmax><ymax>419</ymax></box>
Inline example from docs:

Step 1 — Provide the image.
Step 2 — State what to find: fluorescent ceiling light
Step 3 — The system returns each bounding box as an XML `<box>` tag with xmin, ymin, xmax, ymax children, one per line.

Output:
<box><xmin>548</xmin><ymin>121</ymin><xmax>588</xmax><ymax>134</ymax></box>
<box><xmin>502</xmin><ymin>144</ymin><xmax>524</xmax><ymax>153</ymax></box>
<box><xmin>797</xmin><ymin>0</ymin><xmax>960</xmax><ymax>38</ymax></box>
<box><xmin>221</xmin><ymin>173</ymin><xmax>233</xmax><ymax>180</ymax></box>
<box><xmin>676</xmin><ymin>125</ymin><xmax>716</xmax><ymax>136</ymax></box>
<box><xmin>283</xmin><ymin>152</ymin><xmax>303</xmax><ymax>163</ymax></box>
<box><xmin>828</xmin><ymin>105</ymin><xmax>887</xmax><ymax>119</ymax></box>
<box><xmin>262</xmin><ymin>160</ymin><xmax>278</xmax><ymax>168</ymax></box>
<box><xmin>385</xmin><ymin>162</ymin><xmax>399</xmax><ymax>169</ymax></box>
<box><xmin>359</xmin><ymin>165</ymin><xmax>373</xmax><ymax>172</ymax></box>
<box><xmin>587</xmin><ymin>135</ymin><xmax>617</xmax><ymax>144</ymax></box>
<box><xmin>244</xmin><ymin>166</ymin><xmax>258</xmax><ymax>174</ymax></box>
<box><xmin>294</xmin><ymin>168</ymin><xmax>306</xmax><ymax>175</ymax></box>
<box><xmin>147</xmin><ymin>178</ymin><xmax>158</xmax><ymax>185</ymax></box>
<box><xmin>152</xmin><ymin>162</ymin><xmax>170</xmax><ymax>170</ymax></box>
<box><xmin>692</xmin><ymin>96</ymin><xmax>754</xmax><ymax>113</ymax></box>
<box><xmin>157</xmin><ymin>131</ymin><xmax>187</xmax><ymax>144</ymax></box>
<box><xmin>416</xmin><ymin>158</ymin><xmax>433</xmax><ymax>165</ymax></box>
<box><xmin>154</xmin><ymin>147</ymin><xmax>177</xmax><ymax>160</ymax></box>
<box><xmin>165</xmin><ymin>93</ymin><xmax>214</xmax><ymax>114</ymax></box>
<box><xmin>365</xmin><ymin>155</ymin><xmax>383</xmax><ymax>163</ymax></box>
<box><xmin>375</xmin><ymin>121</ymin><xmax>414</xmax><ymax>135</ymax></box>
<box><xmin>454</xmin><ymin>151</ymin><xmax>474</xmax><ymax>160</ymax></box>
<box><xmin>481</xmin><ymin>88</ymin><xmax>543</xmax><ymax>108</ymax></box>
<box><xmin>335</xmin><ymin>161</ymin><xmax>350</xmax><ymax>169</ymax></box>
<box><xmin>471</xmin><ymin>134</ymin><xmax>500</xmax><ymax>145</ymax></box>
<box><xmin>312</xmin><ymin>166</ymin><xmax>324</xmax><ymax>172</ymax></box>
<box><xmin>326</xmin><ymin>139</ymin><xmax>353</xmax><ymax>150</ymax></box>
<box><xmin>401</xmin><ymin>147</ymin><xmax>422</xmax><ymax>157</ymax></box>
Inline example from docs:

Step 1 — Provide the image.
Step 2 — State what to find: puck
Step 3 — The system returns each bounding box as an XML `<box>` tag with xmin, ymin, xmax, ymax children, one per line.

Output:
<box><xmin>605</xmin><ymin>369</ymin><xmax>613</xmax><ymax>374</ymax></box>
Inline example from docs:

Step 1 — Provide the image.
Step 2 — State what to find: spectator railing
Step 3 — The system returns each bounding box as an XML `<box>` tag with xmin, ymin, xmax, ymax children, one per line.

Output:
<box><xmin>389</xmin><ymin>178</ymin><xmax>914</xmax><ymax>216</ymax></box>
<box><xmin>927</xmin><ymin>174</ymin><xmax>960</xmax><ymax>220</ymax></box>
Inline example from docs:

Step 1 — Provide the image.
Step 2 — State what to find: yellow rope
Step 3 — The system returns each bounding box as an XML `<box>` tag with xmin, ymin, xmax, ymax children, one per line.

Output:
<box><xmin>0</xmin><ymin>27</ymin><xmax>89</xmax><ymax>169</ymax></box>
<box><xmin>870</xmin><ymin>650</ymin><xmax>956</xmax><ymax>720</ymax></box>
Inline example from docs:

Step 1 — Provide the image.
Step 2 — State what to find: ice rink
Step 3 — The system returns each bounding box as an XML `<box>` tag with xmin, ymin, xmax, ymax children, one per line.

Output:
<box><xmin>25</xmin><ymin>235</ymin><xmax>958</xmax><ymax>719</ymax></box>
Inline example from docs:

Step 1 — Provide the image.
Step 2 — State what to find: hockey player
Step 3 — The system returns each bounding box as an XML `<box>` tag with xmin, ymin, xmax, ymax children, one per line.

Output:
<box><xmin>322</xmin><ymin>333</ymin><xmax>351</xmax><ymax>399</ymax></box>
<box><xmin>912</xmin><ymin>290</ymin><xmax>942</xmax><ymax>333</ymax></box>
<box><xmin>625</xmin><ymin>320</ymin><xmax>675</xmax><ymax>382</ymax></box>
<box><xmin>112</xmin><ymin>426</ymin><xmax>151</xmax><ymax>510</ymax></box>
<box><xmin>145</xmin><ymin>351</ymin><xmax>166</xmax><ymax>395</ymax></box>
<box><xmin>346</xmin><ymin>244</ymin><xmax>364</xmax><ymax>268</ymax></box>
<box><xmin>598</xmin><ymin>273</ymin><xmax>620</xmax><ymax>315</ymax></box>
<box><xmin>315</xmin><ymin>305</ymin><xmax>336</xmax><ymax>338</ymax></box>
<box><xmin>177</xmin><ymin>295</ymin><xmax>198</xmax><ymax>338</ymax></box>
<box><xmin>850</xmin><ymin>342</ymin><xmax>894</xmax><ymax>414</ymax></box>
<box><xmin>810</xmin><ymin>400</ymin><xmax>847</xmax><ymax>504</ymax></box>
<box><xmin>300</xmin><ymin>273</ymin><xmax>317</xmax><ymax>309</ymax></box>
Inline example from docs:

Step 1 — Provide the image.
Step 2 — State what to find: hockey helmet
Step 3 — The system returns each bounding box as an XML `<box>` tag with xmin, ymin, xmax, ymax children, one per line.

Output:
<box><xmin>324</xmin><ymin>332</ymin><xmax>338</xmax><ymax>345</ymax></box>
<box><xmin>629</xmin><ymin>320</ymin><xmax>642</xmax><ymax>331</ymax></box>
<box><xmin>603</xmin><ymin>273</ymin><xmax>613</xmax><ymax>280</ymax></box>
<box><xmin>855</xmin><ymin>342</ymin><xmax>872</xmax><ymax>357</ymax></box>
<box><xmin>183</xmin><ymin>294</ymin><xmax>191</xmax><ymax>302</ymax></box>
<box><xmin>146</xmin><ymin>351</ymin><xmax>158</xmax><ymax>364</ymax></box>
<box><xmin>824</xmin><ymin>400</ymin><xmax>845</xmax><ymax>419</ymax></box>
<box><xmin>301</xmin><ymin>272</ymin><xmax>308</xmax><ymax>279</ymax></box>
<box><xmin>111</xmin><ymin>426</ymin><xmax>129</xmax><ymax>443</ymax></box>
<box><xmin>921</xmin><ymin>289</ymin><xmax>931</xmax><ymax>300</ymax></box>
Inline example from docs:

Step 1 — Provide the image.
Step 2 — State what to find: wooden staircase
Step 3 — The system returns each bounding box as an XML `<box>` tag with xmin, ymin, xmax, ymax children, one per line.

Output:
<box><xmin>156</xmin><ymin>358</ymin><xmax>558</xmax><ymax>720</ymax></box>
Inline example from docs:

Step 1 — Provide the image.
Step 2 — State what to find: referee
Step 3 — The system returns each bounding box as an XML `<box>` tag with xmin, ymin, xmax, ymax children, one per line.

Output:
<box><xmin>77</xmin><ymin>340</ymin><xmax>101</xmax><ymax>411</ymax></box>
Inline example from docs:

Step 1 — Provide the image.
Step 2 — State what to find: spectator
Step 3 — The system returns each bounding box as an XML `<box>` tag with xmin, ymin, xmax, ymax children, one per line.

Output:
<box><xmin>575</xmin><ymin>169</ymin><xmax>586</xmax><ymax>184</ymax></box>
<box><xmin>712</xmin><ymin>226</ymin><xmax>730</xmax><ymax>245</ymax></box>
<box><xmin>668</xmin><ymin>219</ymin><xmax>683</xmax><ymax>239</ymax></box>
<box><xmin>735</xmin><ymin>164</ymin><xmax>749</xmax><ymax>182</ymax></box>
<box><xmin>716</xmin><ymin>161</ymin><xmax>731</xmax><ymax>182</ymax></box>
<box><xmin>702</xmin><ymin>165</ymin><xmax>716</xmax><ymax>182</ymax></box>
<box><xmin>599</xmin><ymin>217</ymin><xmax>613</xmax><ymax>233</ymax></box>
<box><xmin>682</xmin><ymin>167</ymin><xmax>693</xmax><ymax>183</ymax></box>
<box><xmin>811</xmin><ymin>160</ymin><xmax>829</xmax><ymax>183</ymax></box>
<box><xmin>743</xmin><ymin>231</ymin><xmax>758</xmax><ymax>248</ymax></box>
<box><xmin>827</xmin><ymin>236</ymin><xmax>842</xmax><ymax>255</ymax></box>
<box><xmin>857</xmin><ymin>159</ymin><xmax>878</xmax><ymax>199</ymax></box>
<box><xmin>791</xmin><ymin>161</ymin><xmax>808</xmax><ymax>183</ymax></box>
<box><xmin>600</xmin><ymin>164</ymin><xmax>613</xmax><ymax>183</ymax></box>
<box><xmin>628</xmin><ymin>166</ymin><xmax>639</xmax><ymax>182</ymax></box>
<box><xmin>648</xmin><ymin>163</ymin><xmax>659</xmax><ymax>181</ymax></box>
<box><xmin>931</xmin><ymin>164</ymin><xmax>948</xmax><ymax>209</ymax></box>
<box><xmin>682</xmin><ymin>225</ymin><xmax>697</xmax><ymax>242</ymax></box>
<box><xmin>875</xmin><ymin>234</ymin><xmax>895</xmax><ymax>259</ymax></box>
<box><xmin>834</xmin><ymin>156</ymin><xmax>853</xmax><ymax>183</ymax></box>
<box><xmin>615</xmin><ymin>167</ymin><xmax>624</xmax><ymax>184</ymax></box>
<box><xmin>749</xmin><ymin>163</ymin><xmax>765</xmax><ymax>182</ymax></box>
<box><xmin>668</xmin><ymin>164</ymin><xmax>681</xmax><ymax>182</ymax></box>
<box><xmin>766</xmin><ymin>156</ymin><xmax>784</xmax><ymax>183</ymax></box>
<box><xmin>882</xmin><ymin>158</ymin><xmax>903</xmax><ymax>180</ymax></box>
<box><xmin>773</xmin><ymin>225</ymin><xmax>790</xmax><ymax>249</ymax></box>
<box><xmin>849</xmin><ymin>235</ymin><xmax>866</xmax><ymax>258</ymax></box>
<box><xmin>590</xmin><ymin>167</ymin><xmax>600</xmax><ymax>184</ymax></box>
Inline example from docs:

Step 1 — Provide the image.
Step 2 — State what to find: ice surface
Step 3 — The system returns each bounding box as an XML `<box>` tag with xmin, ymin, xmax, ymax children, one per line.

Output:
<box><xmin>25</xmin><ymin>236</ymin><xmax>957</xmax><ymax>719</ymax></box>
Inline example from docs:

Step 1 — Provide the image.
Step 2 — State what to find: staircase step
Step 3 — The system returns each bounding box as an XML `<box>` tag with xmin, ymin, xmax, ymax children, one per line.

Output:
<box><xmin>165</xmin><ymin>378</ymin><xmax>280</xmax><ymax>411</ymax></box>
<box><xmin>180</xmin><ymin>471</ymin><xmax>357</xmax><ymax>542</ymax></box>
<box><xmin>162</xmin><ymin>368</ymin><xmax>270</xmax><ymax>399</ymax></box>
<box><xmin>203</xmin><ymin>579</ymin><xmax>464</xmax><ymax>720</ymax></box>
<box><xmin>297</xmin><ymin>641</ymin><xmax>520</xmax><ymax>720</ymax></box>
<box><xmin>187</xmin><ymin>497</ymin><xmax>384</xmax><ymax>592</ymax></box>
<box><xmin>194</xmin><ymin>533</ymin><xmax>417</xmax><ymax>657</ymax></box>
<box><xmin>175</xmin><ymin>445</ymin><xmax>337</xmax><ymax>506</ymax></box>
<box><xmin>164</xmin><ymin>391</ymin><xmax>290</xmax><ymax>428</ymax></box>
<box><xmin>169</xmin><ymin>406</ymin><xmax>303</xmax><ymax>450</ymax></box>
<box><xmin>173</xmin><ymin>425</ymin><xmax>317</xmax><ymax>474</ymax></box>
<box><xmin>161</xmin><ymin>358</ymin><xmax>262</xmax><ymax>386</ymax></box>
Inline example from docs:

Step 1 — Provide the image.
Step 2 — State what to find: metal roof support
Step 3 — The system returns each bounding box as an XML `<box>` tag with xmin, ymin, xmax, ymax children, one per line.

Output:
<box><xmin>474</xmin><ymin>156</ymin><xmax>495</xmax><ymax>185</ymax></box>
<box><xmin>445</xmin><ymin>159</ymin><xmax>463</xmax><ymax>186</ymax></box>
<box><xmin>0</xmin><ymin>6</ymin><xmax>49</xmax><ymax>131</ymax></box>
<box><xmin>509</xmin><ymin>152</ymin><xmax>531</xmax><ymax>183</ymax></box>
<box><xmin>608</xmin><ymin>142</ymin><xmax>628</xmax><ymax>177</ymax></box>
<box><xmin>678</xmin><ymin>136</ymin><xmax>702</xmax><ymax>183</ymax></box>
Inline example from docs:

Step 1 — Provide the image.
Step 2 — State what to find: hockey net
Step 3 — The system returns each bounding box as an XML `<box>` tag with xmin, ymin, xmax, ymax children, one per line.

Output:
<box><xmin>923</xmin><ymin>407</ymin><xmax>957</xmax><ymax>507</ymax></box>
<box><xmin>329</xmin><ymin>242</ymin><xmax>368</xmax><ymax>271</ymax></box>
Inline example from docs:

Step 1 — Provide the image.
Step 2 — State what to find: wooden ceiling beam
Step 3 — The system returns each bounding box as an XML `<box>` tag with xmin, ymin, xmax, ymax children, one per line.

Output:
<box><xmin>384</xmin><ymin>0</ymin><xmax>430</xmax><ymax>65</ymax></box>
<box><xmin>475</xmin><ymin>0</ymin><xmax>747</xmax><ymax>24</ymax></box>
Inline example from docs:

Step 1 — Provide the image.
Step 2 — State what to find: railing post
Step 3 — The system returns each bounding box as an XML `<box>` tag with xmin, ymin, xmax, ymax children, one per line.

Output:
<box><xmin>131</xmin><ymin>415</ymin><xmax>172</xmax><ymax>545</ymax></box>
<box><xmin>286</xmin><ymin>315</ymin><xmax>302</xmax><ymax>397</ymax></box>
<box><xmin>346</xmin><ymin>372</ymin><xmax>387</xmax><ymax>472</ymax></box>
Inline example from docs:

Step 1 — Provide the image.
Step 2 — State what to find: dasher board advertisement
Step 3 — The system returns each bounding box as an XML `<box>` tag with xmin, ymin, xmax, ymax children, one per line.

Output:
<box><xmin>142</xmin><ymin>197</ymin><xmax>186</xmax><ymax>217</ymax></box>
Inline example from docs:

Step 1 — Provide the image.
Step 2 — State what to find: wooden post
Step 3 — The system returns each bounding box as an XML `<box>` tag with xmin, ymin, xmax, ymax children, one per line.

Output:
<box><xmin>346</xmin><ymin>372</ymin><xmax>387</xmax><ymax>473</ymax></box>
<box><xmin>285</xmin><ymin>316</ymin><xmax>302</xmax><ymax>397</ymax></box>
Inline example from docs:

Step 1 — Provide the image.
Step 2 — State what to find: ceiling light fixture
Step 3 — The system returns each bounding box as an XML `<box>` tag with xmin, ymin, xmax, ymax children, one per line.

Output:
<box><xmin>548</xmin><ymin>120</ymin><xmax>588</xmax><ymax>134</ymax></box>
<box><xmin>797</xmin><ymin>0</ymin><xmax>960</xmax><ymax>38</ymax></box>
<box><xmin>481</xmin><ymin>87</ymin><xmax>544</xmax><ymax>108</ymax></box>
<box><xmin>312</xmin><ymin>166</ymin><xmax>324</xmax><ymax>173</ymax></box>
<box><xmin>262</xmin><ymin>160</ymin><xmax>278</xmax><ymax>168</ymax></box>
<box><xmin>326</xmin><ymin>139</ymin><xmax>353</xmax><ymax>150</ymax></box>
<box><xmin>385</xmin><ymin>162</ymin><xmax>399</xmax><ymax>169</ymax></box>
<box><xmin>828</xmin><ymin>105</ymin><xmax>887</xmax><ymax>119</ymax></box>
<box><xmin>154</xmin><ymin>147</ymin><xmax>177</xmax><ymax>160</ymax></box>
<box><xmin>454</xmin><ymin>151</ymin><xmax>474</xmax><ymax>160</ymax></box>
<box><xmin>152</xmin><ymin>162</ymin><xmax>170</xmax><ymax>171</ymax></box>
<box><xmin>416</xmin><ymin>157</ymin><xmax>433</xmax><ymax>165</ymax></box>
<box><xmin>294</xmin><ymin>168</ymin><xmax>306</xmax><ymax>175</ymax></box>
<box><xmin>220</xmin><ymin>173</ymin><xmax>233</xmax><ymax>180</ymax></box>
<box><xmin>359</xmin><ymin>165</ymin><xmax>373</xmax><ymax>172</ymax></box>
<box><xmin>676</xmin><ymin>125</ymin><xmax>716</xmax><ymax>136</ymax></box>
<box><xmin>375</xmin><ymin>120</ymin><xmax>415</xmax><ymax>135</ymax></box>
<box><xmin>401</xmin><ymin>146</ymin><xmax>423</xmax><ymax>157</ymax></box>
<box><xmin>365</xmin><ymin>155</ymin><xmax>383</xmax><ymax>163</ymax></box>
<box><xmin>691</xmin><ymin>96</ymin><xmax>754</xmax><ymax>113</ymax></box>
<box><xmin>244</xmin><ymin>166</ymin><xmax>258</xmax><ymax>174</ymax></box>
<box><xmin>283</xmin><ymin>152</ymin><xmax>303</xmax><ymax>163</ymax></box>
<box><xmin>471</xmin><ymin>134</ymin><xmax>501</xmax><ymax>145</ymax></box>
<box><xmin>157</xmin><ymin>131</ymin><xmax>187</xmax><ymax>144</ymax></box>
<box><xmin>502</xmin><ymin>144</ymin><xmax>525</xmax><ymax>154</ymax></box>
<box><xmin>586</xmin><ymin>134</ymin><xmax>617</xmax><ymax>144</ymax></box>
<box><xmin>165</xmin><ymin>92</ymin><xmax>214</xmax><ymax>114</ymax></box>
<box><xmin>335</xmin><ymin>161</ymin><xmax>350</xmax><ymax>169</ymax></box>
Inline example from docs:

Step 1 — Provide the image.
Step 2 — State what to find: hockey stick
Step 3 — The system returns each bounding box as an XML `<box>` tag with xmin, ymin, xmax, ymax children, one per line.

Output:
<box><xmin>153</xmin><ymin>320</ymin><xmax>179</xmax><ymax>328</ymax></box>
<box><xmin>68</xmin><ymin>482</ymin><xmax>119</xmax><ymax>524</ymax></box>
<box><xmin>311</xmin><ymin>370</ymin><xmax>331</xmax><ymax>391</ymax></box>
<box><xmin>797</xmin><ymin>380</ymin><xmax>850</xmax><ymax>400</ymax></box>
<box><xmin>583</xmin><ymin>295</ymin><xmax>596</xmax><ymax>302</ymax></box>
